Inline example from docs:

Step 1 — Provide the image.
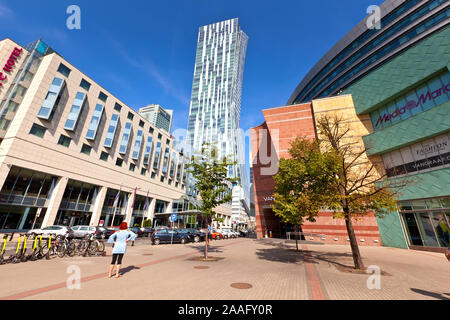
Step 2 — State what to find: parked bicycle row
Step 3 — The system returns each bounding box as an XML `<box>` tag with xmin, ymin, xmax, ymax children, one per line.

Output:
<box><xmin>0</xmin><ymin>232</ymin><xmax>105</xmax><ymax>265</ymax></box>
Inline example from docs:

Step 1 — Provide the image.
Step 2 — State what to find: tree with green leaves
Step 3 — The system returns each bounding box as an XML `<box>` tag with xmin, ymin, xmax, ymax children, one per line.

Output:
<box><xmin>273</xmin><ymin>114</ymin><xmax>407</xmax><ymax>269</ymax></box>
<box><xmin>187</xmin><ymin>143</ymin><xmax>237</xmax><ymax>259</ymax></box>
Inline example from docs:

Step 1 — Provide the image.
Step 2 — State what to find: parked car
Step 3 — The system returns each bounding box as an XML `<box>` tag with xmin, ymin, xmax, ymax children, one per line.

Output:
<box><xmin>220</xmin><ymin>229</ymin><xmax>236</xmax><ymax>239</ymax></box>
<box><xmin>151</xmin><ymin>229</ymin><xmax>190</xmax><ymax>245</ymax></box>
<box><xmin>71</xmin><ymin>225</ymin><xmax>111</xmax><ymax>239</ymax></box>
<box><xmin>140</xmin><ymin>227</ymin><xmax>154</xmax><ymax>237</ymax></box>
<box><xmin>130</xmin><ymin>227</ymin><xmax>144</xmax><ymax>237</ymax></box>
<box><xmin>27</xmin><ymin>225</ymin><xmax>74</xmax><ymax>238</ymax></box>
<box><xmin>211</xmin><ymin>229</ymin><xmax>223</xmax><ymax>240</ymax></box>
<box><xmin>97</xmin><ymin>226</ymin><xmax>115</xmax><ymax>239</ymax></box>
<box><xmin>178</xmin><ymin>228</ymin><xmax>205</xmax><ymax>243</ymax></box>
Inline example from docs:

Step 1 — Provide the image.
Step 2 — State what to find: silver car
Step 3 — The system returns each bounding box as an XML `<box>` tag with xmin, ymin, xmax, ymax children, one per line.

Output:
<box><xmin>72</xmin><ymin>225</ymin><xmax>101</xmax><ymax>239</ymax></box>
<box><xmin>27</xmin><ymin>225</ymin><xmax>74</xmax><ymax>238</ymax></box>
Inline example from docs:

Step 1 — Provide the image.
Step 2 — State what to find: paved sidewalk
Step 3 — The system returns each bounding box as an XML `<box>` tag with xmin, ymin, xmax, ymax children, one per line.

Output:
<box><xmin>0</xmin><ymin>238</ymin><xmax>448</xmax><ymax>300</ymax></box>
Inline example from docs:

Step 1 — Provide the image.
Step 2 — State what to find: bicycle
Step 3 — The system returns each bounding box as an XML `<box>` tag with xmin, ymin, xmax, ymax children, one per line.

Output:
<box><xmin>82</xmin><ymin>233</ymin><xmax>105</xmax><ymax>257</ymax></box>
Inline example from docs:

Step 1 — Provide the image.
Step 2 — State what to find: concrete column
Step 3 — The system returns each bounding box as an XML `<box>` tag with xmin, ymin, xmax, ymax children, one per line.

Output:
<box><xmin>0</xmin><ymin>163</ymin><xmax>11</xmax><ymax>191</ymax></box>
<box><xmin>41</xmin><ymin>177</ymin><xmax>68</xmax><ymax>227</ymax></box>
<box><xmin>165</xmin><ymin>200</ymin><xmax>173</xmax><ymax>214</ymax></box>
<box><xmin>124</xmin><ymin>193</ymin><xmax>135</xmax><ymax>225</ymax></box>
<box><xmin>89</xmin><ymin>186</ymin><xmax>107</xmax><ymax>226</ymax></box>
<box><xmin>146</xmin><ymin>198</ymin><xmax>156</xmax><ymax>222</ymax></box>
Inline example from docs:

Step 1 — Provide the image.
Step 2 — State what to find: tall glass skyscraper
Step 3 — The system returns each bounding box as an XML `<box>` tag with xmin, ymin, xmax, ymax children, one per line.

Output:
<box><xmin>186</xmin><ymin>18</ymin><xmax>250</xmax><ymax>223</ymax></box>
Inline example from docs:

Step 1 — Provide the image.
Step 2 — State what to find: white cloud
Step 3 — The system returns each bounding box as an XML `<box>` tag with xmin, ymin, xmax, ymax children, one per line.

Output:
<box><xmin>106</xmin><ymin>33</ymin><xmax>190</xmax><ymax>107</ymax></box>
<box><xmin>0</xmin><ymin>2</ymin><xmax>12</xmax><ymax>17</ymax></box>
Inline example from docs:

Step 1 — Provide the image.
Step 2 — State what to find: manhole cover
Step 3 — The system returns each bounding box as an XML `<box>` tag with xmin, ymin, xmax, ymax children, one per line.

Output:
<box><xmin>230</xmin><ymin>283</ymin><xmax>252</xmax><ymax>289</ymax></box>
<box><xmin>142</xmin><ymin>253</ymin><xmax>153</xmax><ymax>256</ymax></box>
<box><xmin>194</xmin><ymin>266</ymin><xmax>210</xmax><ymax>269</ymax></box>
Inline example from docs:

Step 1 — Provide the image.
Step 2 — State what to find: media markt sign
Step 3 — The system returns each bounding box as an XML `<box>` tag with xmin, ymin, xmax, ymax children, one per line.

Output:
<box><xmin>371</xmin><ymin>72</ymin><xmax>450</xmax><ymax>130</ymax></box>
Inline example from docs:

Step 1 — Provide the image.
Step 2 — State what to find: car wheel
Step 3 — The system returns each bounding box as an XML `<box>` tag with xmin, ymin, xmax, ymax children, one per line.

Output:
<box><xmin>181</xmin><ymin>238</ymin><xmax>186</xmax><ymax>244</ymax></box>
<box><xmin>154</xmin><ymin>238</ymin><xmax>160</xmax><ymax>245</ymax></box>
<box><xmin>101</xmin><ymin>233</ymin><xmax>106</xmax><ymax>239</ymax></box>
<box><xmin>194</xmin><ymin>236</ymin><xmax>200</xmax><ymax>243</ymax></box>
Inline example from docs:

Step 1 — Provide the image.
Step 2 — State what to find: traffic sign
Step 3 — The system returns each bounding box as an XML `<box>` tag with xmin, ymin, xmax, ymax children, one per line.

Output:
<box><xmin>170</xmin><ymin>214</ymin><xmax>177</xmax><ymax>222</ymax></box>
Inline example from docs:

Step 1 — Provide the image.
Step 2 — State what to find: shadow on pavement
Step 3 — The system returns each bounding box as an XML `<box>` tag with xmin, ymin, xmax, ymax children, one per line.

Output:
<box><xmin>255</xmin><ymin>239</ymin><xmax>361</xmax><ymax>269</ymax></box>
<box><xmin>410</xmin><ymin>288</ymin><xmax>450</xmax><ymax>300</ymax></box>
<box><xmin>188</xmin><ymin>244</ymin><xmax>224</xmax><ymax>255</ymax></box>
<box><xmin>120</xmin><ymin>265</ymin><xmax>141</xmax><ymax>275</ymax></box>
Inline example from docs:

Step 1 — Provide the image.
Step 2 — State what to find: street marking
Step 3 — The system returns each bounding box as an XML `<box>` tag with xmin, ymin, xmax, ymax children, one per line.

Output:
<box><xmin>302</xmin><ymin>244</ymin><xmax>327</xmax><ymax>300</ymax></box>
<box><xmin>1</xmin><ymin>239</ymin><xmax>247</xmax><ymax>300</ymax></box>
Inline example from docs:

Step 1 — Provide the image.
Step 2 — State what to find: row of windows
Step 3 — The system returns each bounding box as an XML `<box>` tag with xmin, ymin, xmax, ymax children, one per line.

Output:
<box><xmin>301</xmin><ymin>0</ymin><xmax>447</xmax><ymax>103</ymax></box>
<box><xmin>29</xmin><ymin>122</ymin><xmax>185</xmax><ymax>185</ymax></box>
<box><xmin>56</xmin><ymin>63</ymin><xmax>149</xmax><ymax>131</ymax></box>
<box><xmin>314</xmin><ymin>9</ymin><xmax>449</xmax><ymax>101</ymax></box>
<box><xmin>294</xmin><ymin>0</ymin><xmax>446</xmax><ymax>103</ymax></box>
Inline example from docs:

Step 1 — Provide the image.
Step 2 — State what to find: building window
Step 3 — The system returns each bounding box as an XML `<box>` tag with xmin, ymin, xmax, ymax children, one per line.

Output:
<box><xmin>141</xmin><ymin>168</ymin><xmax>147</xmax><ymax>176</ymax></box>
<box><xmin>81</xmin><ymin>143</ymin><xmax>92</xmax><ymax>155</ymax></box>
<box><xmin>64</xmin><ymin>91</ymin><xmax>86</xmax><ymax>131</ymax></box>
<box><xmin>132</xmin><ymin>130</ymin><xmax>143</xmax><ymax>160</ymax></box>
<box><xmin>139</xmin><ymin>120</ymin><xmax>145</xmax><ymax>128</ymax></box>
<box><xmin>57</xmin><ymin>134</ymin><xmax>71</xmax><ymax>147</ymax></box>
<box><xmin>29</xmin><ymin>123</ymin><xmax>46</xmax><ymax>138</ymax></box>
<box><xmin>86</xmin><ymin>103</ymin><xmax>104</xmax><ymax>140</ymax></box>
<box><xmin>116</xmin><ymin>158</ymin><xmax>123</xmax><ymax>167</ymax></box>
<box><xmin>119</xmin><ymin>122</ymin><xmax>132</xmax><ymax>154</ymax></box>
<box><xmin>166</xmin><ymin>139</ymin><xmax>170</xmax><ymax>145</ymax></box>
<box><xmin>158</xmin><ymin>133</ymin><xmax>162</xmax><ymax>140</ymax></box>
<box><xmin>129</xmin><ymin>163</ymin><xmax>136</xmax><ymax>172</ymax></box>
<box><xmin>149</xmin><ymin>127</ymin><xmax>154</xmax><ymax>134</ymax></box>
<box><xmin>143</xmin><ymin>136</ymin><xmax>154</xmax><ymax>166</ymax></box>
<box><xmin>160</xmin><ymin>176</ymin><xmax>165</xmax><ymax>183</ymax></box>
<box><xmin>98</xmin><ymin>91</ymin><xmax>108</xmax><ymax>102</ymax></box>
<box><xmin>127</xmin><ymin>112</ymin><xmax>134</xmax><ymax>120</ymax></box>
<box><xmin>100</xmin><ymin>151</ymin><xmax>109</xmax><ymax>161</ymax></box>
<box><xmin>37</xmin><ymin>77</ymin><xmax>65</xmax><ymax>120</ymax></box>
<box><xmin>168</xmin><ymin>179</ymin><xmax>172</xmax><ymax>185</ymax></box>
<box><xmin>57</xmin><ymin>63</ymin><xmax>71</xmax><ymax>77</ymax></box>
<box><xmin>151</xmin><ymin>172</ymin><xmax>156</xmax><ymax>179</ymax></box>
<box><xmin>175</xmin><ymin>182</ymin><xmax>179</xmax><ymax>188</ymax></box>
<box><xmin>153</xmin><ymin>142</ymin><xmax>162</xmax><ymax>170</ymax></box>
<box><xmin>80</xmin><ymin>79</ymin><xmax>91</xmax><ymax>91</ymax></box>
<box><xmin>114</xmin><ymin>103</ymin><xmax>122</xmax><ymax>112</ymax></box>
<box><xmin>104</xmin><ymin>113</ymin><xmax>119</xmax><ymax>148</ymax></box>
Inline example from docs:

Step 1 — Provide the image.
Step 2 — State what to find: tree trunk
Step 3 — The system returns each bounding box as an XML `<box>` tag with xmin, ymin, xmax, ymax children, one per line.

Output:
<box><xmin>344</xmin><ymin>209</ymin><xmax>364</xmax><ymax>270</ymax></box>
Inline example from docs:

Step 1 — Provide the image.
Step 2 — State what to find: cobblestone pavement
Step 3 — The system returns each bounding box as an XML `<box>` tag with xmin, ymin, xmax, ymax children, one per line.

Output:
<box><xmin>0</xmin><ymin>238</ymin><xmax>448</xmax><ymax>300</ymax></box>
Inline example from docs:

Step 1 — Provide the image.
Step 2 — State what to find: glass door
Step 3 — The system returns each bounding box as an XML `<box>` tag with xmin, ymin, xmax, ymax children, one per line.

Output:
<box><xmin>417</xmin><ymin>212</ymin><xmax>439</xmax><ymax>247</ymax></box>
<box><xmin>402</xmin><ymin>213</ymin><xmax>423</xmax><ymax>246</ymax></box>
<box><xmin>431</xmin><ymin>212</ymin><xmax>450</xmax><ymax>247</ymax></box>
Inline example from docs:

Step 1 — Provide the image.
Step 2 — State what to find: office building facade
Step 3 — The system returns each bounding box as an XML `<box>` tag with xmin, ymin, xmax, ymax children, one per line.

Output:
<box><xmin>0</xmin><ymin>38</ymin><xmax>232</xmax><ymax>232</ymax></box>
<box><xmin>186</xmin><ymin>18</ymin><xmax>250</xmax><ymax>225</ymax></box>
<box><xmin>139</xmin><ymin>104</ymin><xmax>173</xmax><ymax>134</ymax></box>
<box><xmin>286</xmin><ymin>0</ymin><xmax>449</xmax><ymax>251</ymax></box>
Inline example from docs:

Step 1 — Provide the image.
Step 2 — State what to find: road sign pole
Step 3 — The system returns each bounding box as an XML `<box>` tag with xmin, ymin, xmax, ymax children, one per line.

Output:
<box><xmin>171</xmin><ymin>221</ymin><xmax>174</xmax><ymax>245</ymax></box>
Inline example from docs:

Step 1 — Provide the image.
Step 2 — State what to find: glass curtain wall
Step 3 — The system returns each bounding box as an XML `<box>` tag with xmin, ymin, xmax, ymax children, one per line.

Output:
<box><xmin>0</xmin><ymin>166</ymin><xmax>56</xmax><ymax>231</ymax></box>
<box><xmin>400</xmin><ymin>197</ymin><xmax>450</xmax><ymax>248</ymax></box>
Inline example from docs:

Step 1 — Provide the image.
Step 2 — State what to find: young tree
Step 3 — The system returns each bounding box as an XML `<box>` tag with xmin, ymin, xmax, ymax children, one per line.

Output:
<box><xmin>273</xmin><ymin>138</ymin><xmax>338</xmax><ymax>251</ymax></box>
<box><xmin>187</xmin><ymin>143</ymin><xmax>237</xmax><ymax>259</ymax></box>
<box><xmin>274</xmin><ymin>114</ymin><xmax>407</xmax><ymax>269</ymax></box>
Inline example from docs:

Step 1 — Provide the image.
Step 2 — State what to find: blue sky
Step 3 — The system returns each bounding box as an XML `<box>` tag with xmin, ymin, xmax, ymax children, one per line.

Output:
<box><xmin>0</xmin><ymin>0</ymin><xmax>382</xmax><ymax>174</ymax></box>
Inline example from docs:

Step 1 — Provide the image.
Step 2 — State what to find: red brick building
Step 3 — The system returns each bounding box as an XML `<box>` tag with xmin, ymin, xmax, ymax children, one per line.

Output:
<box><xmin>251</xmin><ymin>98</ymin><xmax>382</xmax><ymax>246</ymax></box>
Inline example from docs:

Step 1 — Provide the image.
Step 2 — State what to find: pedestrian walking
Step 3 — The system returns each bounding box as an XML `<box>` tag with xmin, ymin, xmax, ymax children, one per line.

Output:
<box><xmin>107</xmin><ymin>222</ymin><xmax>136</xmax><ymax>278</ymax></box>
